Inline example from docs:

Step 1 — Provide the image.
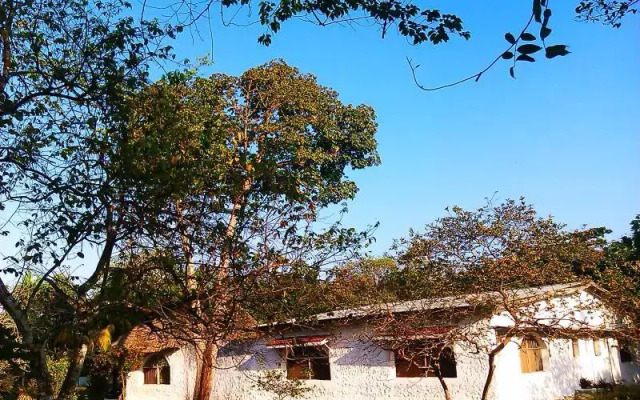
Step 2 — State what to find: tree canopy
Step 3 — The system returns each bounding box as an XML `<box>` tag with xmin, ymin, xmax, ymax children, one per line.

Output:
<box><xmin>1</xmin><ymin>0</ymin><xmax>638</xmax><ymax>399</ymax></box>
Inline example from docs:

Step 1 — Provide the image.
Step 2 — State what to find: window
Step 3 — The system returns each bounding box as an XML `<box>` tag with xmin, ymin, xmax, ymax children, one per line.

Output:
<box><xmin>395</xmin><ymin>341</ymin><xmax>457</xmax><ymax>378</ymax></box>
<box><xmin>620</xmin><ymin>347</ymin><xmax>634</xmax><ymax>363</ymax></box>
<box><xmin>520</xmin><ymin>336</ymin><xmax>546</xmax><ymax>373</ymax></box>
<box><xmin>143</xmin><ymin>354</ymin><xmax>170</xmax><ymax>385</ymax></box>
<box><xmin>593</xmin><ymin>339</ymin><xmax>602</xmax><ymax>356</ymax></box>
<box><xmin>285</xmin><ymin>346</ymin><xmax>330</xmax><ymax>380</ymax></box>
<box><xmin>572</xmin><ymin>339</ymin><xmax>580</xmax><ymax>358</ymax></box>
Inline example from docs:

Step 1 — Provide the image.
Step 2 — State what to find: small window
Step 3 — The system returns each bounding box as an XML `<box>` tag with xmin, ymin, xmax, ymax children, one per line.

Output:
<box><xmin>395</xmin><ymin>341</ymin><xmax>457</xmax><ymax>378</ymax></box>
<box><xmin>572</xmin><ymin>339</ymin><xmax>580</xmax><ymax>358</ymax></box>
<box><xmin>593</xmin><ymin>339</ymin><xmax>602</xmax><ymax>356</ymax></box>
<box><xmin>520</xmin><ymin>336</ymin><xmax>546</xmax><ymax>373</ymax></box>
<box><xmin>620</xmin><ymin>347</ymin><xmax>634</xmax><ymax>363</ymax></box>
<box><xmin>143</xmin><ymin>354</ymin><xmax>170</xmax><ymax>385</ymax></box>
<box><xmin>285</xmin><ymin>346</ymin><xmax>330</xmax><ymax>380</ymax></box>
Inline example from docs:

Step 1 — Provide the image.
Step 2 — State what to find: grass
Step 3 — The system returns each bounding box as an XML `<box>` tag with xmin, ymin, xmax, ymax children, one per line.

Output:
<box><xmin>573</xmin><ymin>386</ymin><xmax>640</xmax><ymax>400</ymax></box>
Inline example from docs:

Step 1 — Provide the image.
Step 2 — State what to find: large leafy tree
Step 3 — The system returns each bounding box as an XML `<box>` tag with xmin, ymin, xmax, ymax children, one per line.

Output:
<box><xmin>116</xmin><ymin>60</ymin><xmax>379</xmax><ymax>400</ymax></box>
<box><xmin>0</xmin><ymin>56</ymin><xmax>379</xmax><ymax>400</ymax></box>
<box><xmin>0</xmin><ymin>2</ymin><xmax>171</xmax><ymax>399</ymax></box>
<box><xmin>574</xmin><ymin>215</ymin><xmax>640</xmax><ymax>324</ymax></box>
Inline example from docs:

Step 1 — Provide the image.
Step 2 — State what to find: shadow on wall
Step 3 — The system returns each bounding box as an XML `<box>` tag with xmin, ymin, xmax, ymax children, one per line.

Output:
<box><xmin>333</xmin><ymin>341</ymin><xmax>389</xmax><ymax>367</ymax></box>
<box><xmin>237</xmin><ymin>349</ymin><xmax>282</xmax><ymax>371</ymax></box>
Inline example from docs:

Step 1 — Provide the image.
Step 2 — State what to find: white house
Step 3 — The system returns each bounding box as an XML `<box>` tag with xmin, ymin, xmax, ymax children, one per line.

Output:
<box><xmin>121</xmin><ymin>282</ymin><xmax>640</xmax><ymax>400</ymax></box>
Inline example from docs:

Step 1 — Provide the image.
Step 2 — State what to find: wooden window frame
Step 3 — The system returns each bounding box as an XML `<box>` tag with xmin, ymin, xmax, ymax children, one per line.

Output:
<box><xmin>395</xmin><ymin>341</ymin><xmax>457</xmax><ymax>379</ymax></box>
<box><xmin>520</xmin><ymin>336</ymin><xmax>546</xmax><ymax>374</ymax></box>
<box><xmin>143</xmin><ymin>354</ymin><xmax>171</xmax><ymax>385</ymax></box>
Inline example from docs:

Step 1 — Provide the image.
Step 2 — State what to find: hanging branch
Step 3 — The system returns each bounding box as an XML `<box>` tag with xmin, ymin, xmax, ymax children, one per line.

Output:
<box><xmin>408</xmin><ymin>0</ymin><xmax>570</xmax><ymax>91</ymax></box>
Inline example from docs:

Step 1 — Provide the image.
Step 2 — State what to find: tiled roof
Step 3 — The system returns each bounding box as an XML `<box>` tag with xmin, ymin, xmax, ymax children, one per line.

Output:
<box><xmin>116</xmin><ymin>323</ymin><xmax>181</xmax><ymax>354</ymax></box>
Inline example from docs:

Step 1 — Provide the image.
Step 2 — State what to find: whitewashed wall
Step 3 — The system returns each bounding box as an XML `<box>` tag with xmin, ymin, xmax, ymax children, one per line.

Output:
<box><xmin>492</xmin><ymin>337</ymin><xmax>624</xmax><ymax>400</ymax></box>
<box><xmin>125</xmin><ymin>347</ymin><xmax>197</xmax><ymax>400</ymax></box>
<box><xmin>489</xmin><ymin>289</ymin><xmax>638</xmax><ymax>400</ymax></box>
<box><xmin>212</xmin><ymin>325</ymin><xmax>489</xmax><ymax>400</ymax></box>
<box><xmin>124</xmin><ymin>288</ymin><xmax>640</xmax><ymax>400</ymax></box>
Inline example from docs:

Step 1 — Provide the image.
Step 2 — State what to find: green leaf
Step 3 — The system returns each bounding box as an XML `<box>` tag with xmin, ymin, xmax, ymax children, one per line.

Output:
<box><xmin>545</xmin><ymin>45</ymin><xmax>570</xmax><ymax>58</ymax></box>
<box><xmin>509</xmin><ymin>66</ymin><xmax>516</xmax><ymax>79</ymax></box>
<box><xmin>505</xmin><ymin>33</ymin><xmax>516</xmax><ymax>45</ymax></box>
<box><xmin>501</xmin><ymin>51</ymin><xmax>514</xmax><ymax>60</ymax></box>
<box><xmin>517</xmin><ymin>44</ymin><xmax>542</xmax><ymax>54</ymax></box>
<box><xmin>520</xmin><ymin>33</ymin><xmax>536</xmax><ymax>41</ymax></box>
<box><xmin>540</xmin><ymin>27</ymin><xmax>552</xmax><ymax>40</ymax></box>
<box><xmin>516</xmin><ymin>54</ymin><xmax>535</xmax><ymax>62</ymax></box>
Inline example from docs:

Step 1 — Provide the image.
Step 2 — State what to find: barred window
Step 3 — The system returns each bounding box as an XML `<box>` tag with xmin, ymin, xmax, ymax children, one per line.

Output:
<box><xmin>285</xmin><ymin>346</ymin><xmax>331</xmax><ymax>380</ymax></box>
<box><xmin>395</xmin><ymin>341</ymin><xmax>457</xmax><ymax>378</ymax></box>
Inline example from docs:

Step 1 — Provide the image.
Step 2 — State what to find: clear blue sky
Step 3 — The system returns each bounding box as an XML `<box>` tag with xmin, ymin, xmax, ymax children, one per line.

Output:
<box><xmin>3</xmin><ymin>2</ymin><xmax>636</xmax><ymax>273</ymax></box>
<box><xmin>160</xmin><ymin>1</ymin><xmax>639</xmax><ymax>255</ymax></box>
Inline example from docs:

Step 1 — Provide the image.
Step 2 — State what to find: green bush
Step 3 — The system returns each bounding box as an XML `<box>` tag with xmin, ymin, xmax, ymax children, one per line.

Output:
<box><xmin>574</xmin><ymin>385</ymin><xmax>640</xmax><ymax>400</ymax></box>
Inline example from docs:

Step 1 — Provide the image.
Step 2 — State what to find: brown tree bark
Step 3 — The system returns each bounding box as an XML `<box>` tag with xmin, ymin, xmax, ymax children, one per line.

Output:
<box><xmin>480</xmin><ymin>353</ymin><xmax>496</xmax><ymax>400</ymax></box>
<box><xmin>192</xmin><ymin>175</ymin><xmax>252</xmax><ymax>400</ymax></box>
<box><xmin>434</xmin><ymin>366</ymin><xmax>453</xmax><ymax>400</ymax></box>
<box><xmin>0</xmin><ymin>278</ymin><xmax>55</xmax><ymax>399</ymax></box>
<box><xmin>32</xmin><ymin>346</ymin><xmax>55</xmax><ymax>400</ymax></box>
<box><xmin>57</xmin><ymin>343</ymin><xmax>88</xmax><ymax>400</ymax></box>
<box><xmin>193</xmin><ymin>340</ymin><xmax>217</xmax><ymax>400</ymax></box>
<box><xmin>0</xmin><ymin>0</ymin><xmax>14</xmax><ymax>95</ymax></box>
<box><xmin>481</xmin><ymin>336</ymin><xmax>511</xmax><ymax>400</ymax></box>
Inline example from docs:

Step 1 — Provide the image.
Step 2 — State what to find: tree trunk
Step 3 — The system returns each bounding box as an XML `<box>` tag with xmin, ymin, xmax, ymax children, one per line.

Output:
<box><xmin>480</xmin><ymin>334</ymin><xmax>512</xmax><ymax>400</ymax></box>
<box><xmin>434</xmin><ymin>367</ymin><xmax>453</xmax><ymax>400</ymax></box>
<box><xmin>57</xmin><ymin>343</ymin><xmax>88</xmax><ymax>400</ymax></box>
<box><xmin>193</xmin><ymin>340</ymin><xmax>217</xmax><ymax>400</ymax></box>
<box><xmin>480</xmin><ymin>353</ymin><xmax>496</xmax><ymax>400</ymax></box>
<box><xmin>0</xmin><ymin>278</ymin><xmax>55</xmax><ymax>399</ymax></box>
<box><xmin>32</xmin><ymin>346</ymin><xmax>55</xmax><ymax>400</ymax></box>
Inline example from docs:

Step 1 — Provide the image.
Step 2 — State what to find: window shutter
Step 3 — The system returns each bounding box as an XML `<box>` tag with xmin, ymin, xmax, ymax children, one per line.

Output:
<box><xmin>520</xmin><ymin>337</ymin><xmax>545</xmax><ymax>373</ymax></box>
<box><xmin>572</xmin><ymin>339</ymin><xmax>580</xmax><ymax>358</ymax></box>
<box><xmin>143</xmin><ymin>367</ymin><xmax>157</xmax><ymax>384</ymax></box>
<box><xmin>593</xmin><ymin>339</ymin><xmax>602</xmax><ymax>356</ymax></box>
<box><xmin>534</xmin><ymin>347</ymin><xmax>543</xmax><ymax>371</ymax></box>
<box><xmin>520</xmin><ymin>346</ymin><xmax>529</xmax><ymax>373</ymax></box>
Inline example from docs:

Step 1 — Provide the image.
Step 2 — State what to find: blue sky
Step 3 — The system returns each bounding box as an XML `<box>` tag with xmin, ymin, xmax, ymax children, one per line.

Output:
<box><xmin>160</xmin><ymin>1</ymin><xmax>639</xmax><ymax>255</ymax></box>
<box><xmin>2</xmin><ymin>2</ymin><xmax>636</xmax><ymax>276</ymax></box>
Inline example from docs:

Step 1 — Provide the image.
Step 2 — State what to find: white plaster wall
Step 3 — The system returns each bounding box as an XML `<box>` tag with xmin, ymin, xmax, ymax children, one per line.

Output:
<box><xmin>125</xmin><ymin>347</ymin><xmax>197</xmax><ymax>400</ymax></box>
<box><xmin>493</xmin><ymin>337</ymin><xmax>624</xmax><ymax>400</ymax></box>
<box><xmin>212</xmin><ymin>325</ymin><xmax>490</xmax><ymax>400</ymax></box>
<box><xmin>489</xmin><ymin>291</ymin><xmax>609</xmax><ymax>331</ymax></box>
<box><xmin>123</xmin><ymin>288</ymin><xmax>640</xmax><ymax>400</ymax></box>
